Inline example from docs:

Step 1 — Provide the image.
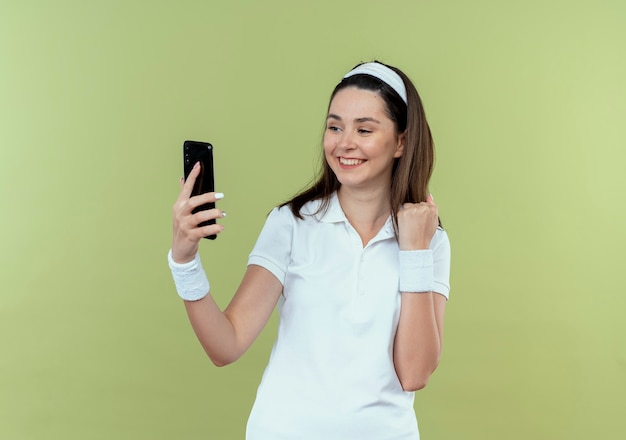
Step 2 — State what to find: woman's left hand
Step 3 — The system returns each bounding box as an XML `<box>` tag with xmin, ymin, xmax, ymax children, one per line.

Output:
<box><xmin>397</xmin><ymin>194</ymin><xmax>439</xmax><ymax>250</ymax></box>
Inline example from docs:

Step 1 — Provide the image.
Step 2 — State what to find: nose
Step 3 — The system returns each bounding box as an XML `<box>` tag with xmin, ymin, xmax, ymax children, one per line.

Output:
<box><xmin>338</xmin><ymin>130</ymin><xmax>357</xmax><ymax>151</ymax></box>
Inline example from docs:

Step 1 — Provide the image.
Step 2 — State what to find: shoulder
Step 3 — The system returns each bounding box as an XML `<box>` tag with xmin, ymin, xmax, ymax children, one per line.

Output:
<box><xmin>264</xmin><ymin>199</ymin><xmax>322</xmax><ymax>231</ymax></box>
<box><xmin>430</xmin><ymin>228</ymin><xmax>451</xmax><ymax>259</ymax></box>
<box><xmin>431</xmin><ymin>228</ymin><xmax>451</xmax><ymax>297</ymax></box>
<box><xmin>432</xmin><ymin>228</ymin><xmax>450</xmax><ymax>248</ymax></box>
<box><xmin>264</xmin><ymin>204</ymin><xmax>297</xmax><ymax>230</ymax></box>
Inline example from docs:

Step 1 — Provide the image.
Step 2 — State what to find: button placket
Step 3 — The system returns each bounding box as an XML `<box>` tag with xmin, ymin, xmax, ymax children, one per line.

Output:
<box><xmin>357</xmin><ymin>249</ymin><xmax>366</xmax><ymax>296</ymax></box>
<box><xmin>349</xmin><ymin>248</ymin><xmax>365</xmax><ymax>324</ymax></box>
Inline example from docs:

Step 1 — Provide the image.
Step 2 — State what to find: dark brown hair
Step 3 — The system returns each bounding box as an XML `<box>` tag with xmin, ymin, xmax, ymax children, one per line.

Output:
<box><xmin>281</xmin><ymin>61</ymin><xmax>439</xmax><ymax>233</ymax></box>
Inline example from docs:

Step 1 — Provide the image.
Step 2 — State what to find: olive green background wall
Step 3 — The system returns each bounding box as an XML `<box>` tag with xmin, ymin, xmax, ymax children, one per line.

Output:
<box><xmin>1</xmin><ymin>0</ymin><xmax>624</xmax><ymax>438</ymax></box>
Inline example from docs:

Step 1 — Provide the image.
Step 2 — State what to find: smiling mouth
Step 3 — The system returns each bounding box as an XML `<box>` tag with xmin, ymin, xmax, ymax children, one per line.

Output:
<box><xmin>339</xmin><ymin>157</ymin><xmax>365</xmax><ymax>166</ymax></box>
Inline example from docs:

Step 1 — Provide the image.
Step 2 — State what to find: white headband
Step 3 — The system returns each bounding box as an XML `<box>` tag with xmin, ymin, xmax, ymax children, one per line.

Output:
<box><xmin>343</xmin><ymin>62</ymin><xmax>407</xmax><ymax>104</ymax></box>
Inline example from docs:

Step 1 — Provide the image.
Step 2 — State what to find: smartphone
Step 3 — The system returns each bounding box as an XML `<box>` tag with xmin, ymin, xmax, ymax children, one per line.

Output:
<box><xmin>183</xmin><ymin>140</ymin><xmax>217</xmax><ymax>240</ymax></box>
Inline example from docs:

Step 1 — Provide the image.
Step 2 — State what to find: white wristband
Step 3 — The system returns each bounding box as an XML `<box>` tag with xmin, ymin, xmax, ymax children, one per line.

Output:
<box><xmin>399</xmin><ymin>249</ymin><xmax>434</xmax><ymax>293</ymax></box>
<box><xmin>167</xmin><ymin>249</ymin><xmax>210</xmax><ymax>301</ymax></box>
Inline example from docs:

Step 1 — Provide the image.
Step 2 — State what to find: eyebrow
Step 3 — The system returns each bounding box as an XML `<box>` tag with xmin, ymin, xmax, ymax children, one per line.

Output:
<box><xmin>327</xmin><ymin>114</ymin><xmax>381</xmax><ymax>124</ymax></box>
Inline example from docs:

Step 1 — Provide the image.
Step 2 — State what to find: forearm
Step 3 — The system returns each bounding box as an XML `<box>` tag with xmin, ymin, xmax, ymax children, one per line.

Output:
<box><xmin>183</xmin><ymin>294</ymin><xmax>241</xmax><ymax>367</ymax></box>
<box><xmin>393</xmin><ymin>292</ymin><xmax>442</xmax><ymax>391</ymax></box>
<box><xmin>168</xmin><ymin>249</ymin><xmax>240</xmax><ymax>365</ymax></box>
<box><xmin>177</xmin><ymin>264</ymin><xmax>282</xmax><ymax>367</ymax></box>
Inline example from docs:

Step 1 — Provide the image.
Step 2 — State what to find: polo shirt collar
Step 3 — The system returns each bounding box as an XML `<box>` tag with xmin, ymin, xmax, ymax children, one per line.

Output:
<box><xmin>317</xmin><ymin>192</ymin><xmax>346</xmax><ymax>224</ymax></box>
<box><xmin>313</xmin><ymin>192</ymin><xmax>396</xmax><ymax>240</ymax></box>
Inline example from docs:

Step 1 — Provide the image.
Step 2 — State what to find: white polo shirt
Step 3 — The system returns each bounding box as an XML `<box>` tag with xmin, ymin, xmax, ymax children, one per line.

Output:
<box><xmin>246</xmin><ymin>193</ymin><xmax>451</xmax><ymax>440</ymax></box>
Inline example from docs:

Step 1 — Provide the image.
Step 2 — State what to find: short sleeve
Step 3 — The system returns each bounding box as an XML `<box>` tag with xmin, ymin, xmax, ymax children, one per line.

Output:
<box><xmin>431</xmin><ymin>229</ymin><xmax>451</xmax><ymax>299</ymax></box>
<box><xmin>247</xmin><ymin>206</ymin><xmax>294</xmax><ymax>285</ymax></box>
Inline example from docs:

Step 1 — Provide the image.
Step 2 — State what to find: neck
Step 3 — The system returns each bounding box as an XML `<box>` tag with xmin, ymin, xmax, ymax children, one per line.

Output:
<box><xmin>337</xmin><ymin>186</ymin><xmax>391</xmax><ymax>246</ymax></box>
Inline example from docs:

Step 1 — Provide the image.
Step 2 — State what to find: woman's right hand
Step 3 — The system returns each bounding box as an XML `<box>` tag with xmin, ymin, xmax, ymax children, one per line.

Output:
<box><xmin>171</xmin><ymin>162</ymin><xmax>226</xmax><ymax>263</ymax></box>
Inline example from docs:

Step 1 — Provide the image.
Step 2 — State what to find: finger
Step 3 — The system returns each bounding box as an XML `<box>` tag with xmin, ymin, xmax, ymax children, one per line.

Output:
<box><xmin>199</xmin><ymin>223</ymin><xmax>225</xmax><ymax>238</ymax></box>
<box><xmin>174</xmin><ymin>192</ymin><xmax>223</xmax><ymax>221</ymax></box>
<box><xmin>179</xmin><ymin>162</ymin><xmax>201</xmax><ymax>200</ymax></box>
<box><xmin>179</xmin><ymin>225</ymin><xmax>221</xmax><ymax>243</ymax></box>
<box><xmin>179</xmin><ymin>220</ymin><xmax>225</xmax><ymax>242</ymax></box>
<box><xmin>187</xmin><ymin>192</ymin><xmax>225</xmax><ymax>212</ymax></box>
<box><xmin>191</xmin><ymin>208</ymin><xmax>227</xmax><ymax>226</ymax></box>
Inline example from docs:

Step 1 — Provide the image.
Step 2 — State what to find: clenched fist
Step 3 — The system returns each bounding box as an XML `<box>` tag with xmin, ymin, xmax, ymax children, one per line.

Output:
<box><xmin>397</xmin><ymin>194</ymin><xmax>438</xmax><ymax>251</ymax></box>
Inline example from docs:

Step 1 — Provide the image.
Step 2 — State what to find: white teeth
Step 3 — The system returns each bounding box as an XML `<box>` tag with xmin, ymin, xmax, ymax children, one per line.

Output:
<box><xmin>340</xmin><ymin>157</ymin><xmax>364</xmax><ymax>166</ymax></box>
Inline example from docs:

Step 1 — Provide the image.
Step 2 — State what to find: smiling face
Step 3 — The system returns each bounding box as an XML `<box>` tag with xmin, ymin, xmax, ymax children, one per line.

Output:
<box><xmin>324</xmin><ymin>86</ymin><xmax>405</xmax><ymax>192</ymax></box>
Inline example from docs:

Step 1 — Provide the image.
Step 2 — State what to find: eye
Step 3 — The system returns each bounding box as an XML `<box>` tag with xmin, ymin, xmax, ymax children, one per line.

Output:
<box><xmin>358</xmin><ymin>128</ymin><xmax>372</xmax><ymax>134</ymax></box>
<box><xmin>327</xmin><ymin>125</ymin><xmax>341</xmax><ymax>132</ymax></box>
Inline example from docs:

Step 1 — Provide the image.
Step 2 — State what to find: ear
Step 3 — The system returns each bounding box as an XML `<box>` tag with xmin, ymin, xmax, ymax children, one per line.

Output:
<box><xmin>393</xmin><ymin>132</ymin><xmax>406</xmax><ymax>158</ymax></box>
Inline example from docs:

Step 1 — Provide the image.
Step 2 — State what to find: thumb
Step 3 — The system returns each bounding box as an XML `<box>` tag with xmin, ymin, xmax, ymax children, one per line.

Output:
<box><xmin>426</xmin><ymin>193</ymin><xmax>435</xmax><ymax>205</ymax></box>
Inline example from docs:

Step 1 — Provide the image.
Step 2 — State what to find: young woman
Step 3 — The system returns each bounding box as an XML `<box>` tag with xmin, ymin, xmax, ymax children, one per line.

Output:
<box><xmin>169</xmin><ymin>61</ymin><xmax>451</xmax><ymax>439</ymax></box>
